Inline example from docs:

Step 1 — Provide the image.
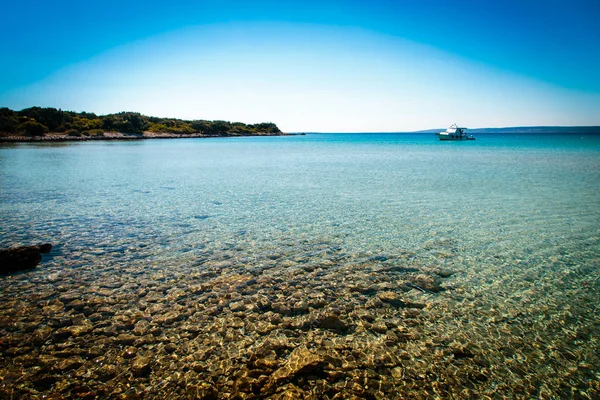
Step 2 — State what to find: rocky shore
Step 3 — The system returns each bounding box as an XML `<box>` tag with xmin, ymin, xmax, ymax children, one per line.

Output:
<box><xmin>0</xmin><ymin>131</ymin><xmax>290</xmax><ymax>143</ymax></box>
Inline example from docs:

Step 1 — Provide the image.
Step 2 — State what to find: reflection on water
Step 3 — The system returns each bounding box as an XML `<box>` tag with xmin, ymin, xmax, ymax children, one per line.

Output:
<box><xmin>1</xmin><ymin>133</ymin><xmax>599</xmax><ymax>398</ymax></box>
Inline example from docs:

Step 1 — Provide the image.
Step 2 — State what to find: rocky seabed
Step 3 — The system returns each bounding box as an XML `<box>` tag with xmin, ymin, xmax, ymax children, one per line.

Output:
<box><xmin>0</xmin><ymin>237</ymin><xmax>598</xmax><ymax>399</ymax></box>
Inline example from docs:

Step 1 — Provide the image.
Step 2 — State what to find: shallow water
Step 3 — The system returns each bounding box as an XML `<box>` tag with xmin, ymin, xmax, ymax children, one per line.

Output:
<box><xmin>1</xmin><ymin>132</ymin><xmax>599</xmax><ymax>398</ymax></box>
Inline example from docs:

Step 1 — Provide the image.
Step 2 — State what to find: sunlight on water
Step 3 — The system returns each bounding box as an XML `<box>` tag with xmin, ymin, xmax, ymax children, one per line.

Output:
<box><xmin>1</xmin><ymin>133</ymin><xmax>599</xmax><ymax>398</ymax></box>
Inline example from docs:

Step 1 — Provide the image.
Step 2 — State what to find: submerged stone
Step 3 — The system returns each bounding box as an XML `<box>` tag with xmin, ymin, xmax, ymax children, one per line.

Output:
<box><xmin>0</xmin><ymin>243</ymin><xmax>52</xmax><ymax>273</ymax></box>
<box><xmin>131</xmin><ymin>356</ymin><xmax>152</xmax><ymax>377</ymax></box>
<box><xmin>316</xmin><ymin>314</ymin><xmax>349</xmax><ymax>333</ymax></box>
<box><xmin>269</xmin><ymin>347</ymin><xmax>327</xmax><ymax>387</ymax></box>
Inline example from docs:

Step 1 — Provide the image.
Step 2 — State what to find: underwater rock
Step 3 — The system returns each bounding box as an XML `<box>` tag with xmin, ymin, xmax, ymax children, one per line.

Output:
<box><xmin>0</xmin><ymin>243</ymin><xmax>52</xmax><ymax>273</ymax></box>
<box><xmin>96</xmin><ymin>364</ymin><xmax>118</xmax><ymax>381</ymax></box>
<box><xmin>164</xmin><ymin>343</ymin><xmax>177</xmax><ymax>354</ymax></box>
<box><xmin>131</xmin><ymin>356</ymin><xmax>152</xmax><ymax>377</ymax></box>
<box><xmin>68</xmin><ymin>322</ymin><xmax>93</xmax><ymax>337</ymax></box>
<box><xmin>316</xmin><ymin>314</ymin><xmax>349</xmax><ymax>333</ymax></box>
<box><xmin>378</xmin><ymin>291</ymin><xmax>405</xmax><ymax>308</ymax></box>
<box><xmin>52</xmin><ymin>357</ymin><xmax>84</xmax><ymax>373</ymax></box>
<box><xmin>268</xmin><ymin>347</ymin><xmax>327</xmax><ymax>387</ymax></box>
<box><xmin>122</xmin><ymin>346</ymin><xmax>137</xmax><ymax>359</ymax></box>
<box><xmin>31</xmin><ymin>374</ymin><xmax>58</xmax><ymax>390</ymax></box>
<box><xmin>114</xmin><ymin>333</ymin><xmax>137</xmax><ymax>345</ymax></box>
<box><xmin>32</xmin><ymin>326</ymin><xmax>54</xmax><ymax>345</ymax></box>
<box><xmin>152</xmin><ymin>311</ymin><xmax>182</xmax><ymax>325</ymax></box>
<box><xmin>186</xmin><ymin>382</ymin><xmax>218</xmax><ymax>399</ymax></box>
<box><xmin>2</xmin><ymin>234</ymin><xmax>589</xmax><ymax>399</ymax></box>
<box><xmin>408</xmin><ymin>274</ymin><xmax>444</xmax><ymax>293</ymax></box>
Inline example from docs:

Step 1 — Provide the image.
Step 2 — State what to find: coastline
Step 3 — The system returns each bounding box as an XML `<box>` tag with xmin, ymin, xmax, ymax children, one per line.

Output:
<box><xmin>0</xmin><ymin>131</ymin><xmax>290</xmax><ymax>143</ymax></box>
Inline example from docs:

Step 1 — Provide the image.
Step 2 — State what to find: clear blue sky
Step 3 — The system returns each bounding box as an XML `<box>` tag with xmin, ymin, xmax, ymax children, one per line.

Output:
<box><xmin>1</xmin><ymin>0</ymin><xmax>599</xmax><ymax>132</ymax></box>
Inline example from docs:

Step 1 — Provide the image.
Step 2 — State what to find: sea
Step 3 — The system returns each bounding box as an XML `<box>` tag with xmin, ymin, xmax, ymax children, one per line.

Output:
<box><xmin>1</xmin><ymin>132</ymin><xmax>599</xmax><ymax>398</ymax></box>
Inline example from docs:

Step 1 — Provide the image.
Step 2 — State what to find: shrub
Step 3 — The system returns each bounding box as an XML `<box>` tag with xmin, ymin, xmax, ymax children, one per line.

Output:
<box><xmin>86</xmin><ymin>129</ymin><xmax>105</xmax><ymax>136</ymax></box>
<box><xmin>66</xmin><ymin>129</ymin><xmax>81</xmax><ymax>137</ymax></box>
<box><xmin>19</xmin><ymin>120</ymin><xmax>49</xmax><ymax>136</ymax></box>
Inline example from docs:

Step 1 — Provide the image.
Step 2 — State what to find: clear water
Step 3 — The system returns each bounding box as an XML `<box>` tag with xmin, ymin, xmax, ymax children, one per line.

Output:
<box><xmin>2</xmin><ymin>133</ymin><xmax>599</xmax><ymax>267</ymax></box>
<box><xmin>1</xmin><ymin>132</ymin><xmax>599</xmax><ymax>397</ymax></box>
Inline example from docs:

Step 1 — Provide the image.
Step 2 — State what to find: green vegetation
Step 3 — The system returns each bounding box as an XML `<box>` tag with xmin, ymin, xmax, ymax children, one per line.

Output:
<box><xmin>0</xmin><ymin>107</ymin><xmax>282</xmax><ymax>137</ymax></box>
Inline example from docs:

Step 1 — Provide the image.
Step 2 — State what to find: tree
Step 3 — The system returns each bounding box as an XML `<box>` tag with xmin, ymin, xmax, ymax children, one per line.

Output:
<box><xmin>207</xmin><ymin>120</ymin><xmax>231</xmax><ymax>136</ymax></box>
<box><xmin>190</xmin><ymin>120</ymin><xmax>209</xmax><ymax>134</ymax></box>
<box><xmin>0</xmin><ymin>107</ymin><xmax>282</xmax><ymax>137</ymax></box>
<box><xmin>0</xmin><ymin>108</ymin><xmax>18</xmax><ymax>132</ymax></box>
<box><xmin>18</xmin><ymin>107</ymin><xmax>71</xmax><ymax>132</ymax></box>
<box><xmin>20</xmin><ymin>120</ymin><xmax>49</xmax><ymax>136</ymax></box>
<box><xmin>252</xmin><ymin>122</ymin><xmax>280</xmax><ymax>133</ymax></box>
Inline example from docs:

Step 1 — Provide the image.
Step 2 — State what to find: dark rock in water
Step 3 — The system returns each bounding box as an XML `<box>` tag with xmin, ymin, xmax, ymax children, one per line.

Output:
<box><xmin>411</xmin><ymin>274</ymin><xmax>444</xmax><ymax>293</ymax></box>
<box><xmin>132</xmin><ymin>356</ymin><xmax>152</xmax><ymax>377</ymax></box>
<box><xmin>369</xmin><ymin>254</ymin><xmax>388</xmax><ymax>262</ymax></box>
<box><xmin>316</xmin><ymin>314</ymin><xmax>349</xmax><ymax>333</ymax></box>
<box><xmin>386</xmin><ymin>265</ymin><xmax>419</xmax><ymax>273</ymax></box>
<box><xmin>0</xmin><ymin>243</ymin><xmax>52</xmax><ymax>274</ymax></box>
<box><xmin>31</xmin><ymin>375</ymin><xmax>58</xmax><ymax>390</ymax></box>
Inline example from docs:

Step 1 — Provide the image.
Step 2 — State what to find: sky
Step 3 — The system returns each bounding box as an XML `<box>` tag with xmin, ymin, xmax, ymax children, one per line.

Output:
<box><xmin>1</xmin><ymin>0</ymin><xmax>599</xmax><ymax>132</ymax></box>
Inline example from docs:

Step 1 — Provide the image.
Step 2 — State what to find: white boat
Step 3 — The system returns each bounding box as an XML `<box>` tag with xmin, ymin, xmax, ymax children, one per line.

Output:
<box><xmin>436</xmin><ymin>124</ymin><xmax>475</xmax><ymax>141</ymax></box>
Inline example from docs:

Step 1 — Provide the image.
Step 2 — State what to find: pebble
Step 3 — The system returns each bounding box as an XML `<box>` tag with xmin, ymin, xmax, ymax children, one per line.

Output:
<box><xmin>5</xmin><ymin>237</ymin><xmax>568</xmax><ymax>399</ymax></box>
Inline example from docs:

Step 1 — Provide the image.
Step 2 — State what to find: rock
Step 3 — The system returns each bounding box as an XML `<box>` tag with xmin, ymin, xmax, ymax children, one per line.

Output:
<box><xmin>31</xmin><ymin>374</ymin><xmax>58</xmax><ymax>390</ymax></box>
<box><xmin>250</xmin><ymin>349</ymin><xmax>280</xmax><ymax>370</ymax></box>
<box><xmin>269</xmin><ymin>347</ymin><xmax>326</xmax><ymax>386</ymax></box>
<box><xmin>316</xmin><ymin>314</ymin><xmax>349</xmax><ymax>333</ymax></box>
<box><xmin>153</xmin><ymin>311</ymin><xmax>182</xmax><ymax>325</ymax></box>
<box><xmin>122</xmin><ymin>346</ymin><xmax>137</xmax><ymax>359</ymax></box>
<box><xmin>96</xmin><ymin>364</ymin><xmax>118</xmax><ymax>381</ymax></box>
<box><xmin>377</xmin><ymin>291</ymin><xmax>405</xmax><ymax>308</ymax></box>
<box><xmin>65</xmin><ymin>299</ymin><xmax>85</xmax><ymax>311</ymax></box>
<box><xmin>133</xmin><ymin>320</ymin><xmax>149</xmax><ymax>335</ymax></box>
<box><xmin>409</xmin><ymin>274</ymin><xmax>444</xmax><ymax>293</ymax></box>
<box><xmin>271</xmin><ymin>384</ymin><xmax>306</xmax><ymax>399</ymax></box>
<box><xmin>52</xmin><ymin>357</ymin><xmax>84</xmax><ymax>373</ymax></box>
<box><xmin>164</xmin><ymin>343</ymin><xmax>177</xmax><ymax>354</ymax></box>
<box><xmin>52</xmin><ymin>327</ymin><xmax>74</xmax><ymax>341</ymax></box>
<box><xmin>0</xmin><ymin>243</ymin><xmax>52</xmax><ymax>273</ymax></box>
<box><xmin>131</xmin><ymin>356</ymin><xmax>152</xmax><ymax>377</ymax></box>
<box><xmin>68</xmin><ymin>322</ymin><xmax>93</xmax><ymax>337</ymax></box>
<box><xmin>32</xmin><ymin>326</ymin><xmax>54</xmax><ymax>344</ymax></box>
<box><xmin>186</xmin><ymin>381</ymin><xmax>218</xmax><ymax>399</ymax></box>
<box><xmin>228</xmin><ymin>300</ymin><xmax>246</xmax><ymax>312</ymax></box>
<box><xmin>370</xmin><ymin>322</ymin><xmax>388</xmax><ymax>334</ymax></box>
<box><xmin>114</xmin><ymin>333</ymin><xmax>137</xmax><ymax>345</ymax></box>
<box><xmin>391</xmin><ymin>366</ymin><xmax>404</xmax><ymax>379</ymax></box>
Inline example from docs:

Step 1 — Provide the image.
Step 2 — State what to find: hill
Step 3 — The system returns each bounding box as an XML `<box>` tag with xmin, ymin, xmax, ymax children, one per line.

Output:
<box><xmin>0</xmin><ymin>107</ymin><xmax>282</xmax><ymax>139</ymax></box>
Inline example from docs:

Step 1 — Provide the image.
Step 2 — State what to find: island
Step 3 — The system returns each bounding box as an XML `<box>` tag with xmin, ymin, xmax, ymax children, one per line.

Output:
<box><xmin>0</xmin><ymin>107</ymin><xmax>285</xmax><ymax>142</ymax></box>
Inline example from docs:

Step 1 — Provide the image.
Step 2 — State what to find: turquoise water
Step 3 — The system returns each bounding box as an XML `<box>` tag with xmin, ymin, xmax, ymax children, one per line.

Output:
<box><xmin>1</xmin><ymin>132</ymin><xmax>599</xmax><ymax>398</ymax></box>
<box><xmin>2</xmin><ymin>133</ymin><xmax>599</xmax><ymax>266</ymax></box>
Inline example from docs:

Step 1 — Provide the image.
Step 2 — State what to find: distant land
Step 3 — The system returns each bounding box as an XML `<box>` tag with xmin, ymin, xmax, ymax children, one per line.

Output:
<box><xmin>415</xmin><ymin>126</ymin><xmax>600</xmax><ymax>134</ymax></box>
<box><xmin>293</xmin><ymin>126</ymin><xmax>600</xmax><ymax>135</ymax></box>
<box><xmin>0</xmin><ymin>107</ymin><xmax>283</xmax><ymax>142</ymax></box>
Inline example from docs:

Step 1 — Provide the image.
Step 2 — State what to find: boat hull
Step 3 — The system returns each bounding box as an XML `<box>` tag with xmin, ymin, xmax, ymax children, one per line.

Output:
<box><xmin>437</xmin><ymin>134</ymin><xmax>475</xmax><ymax>141</ymax></box>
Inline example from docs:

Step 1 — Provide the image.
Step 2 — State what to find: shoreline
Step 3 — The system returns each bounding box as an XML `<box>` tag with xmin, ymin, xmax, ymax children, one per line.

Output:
<box><xmin>0</xmin><ymin>131</ymin><xmax>291</xmax><ymax>143</ymax></box>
